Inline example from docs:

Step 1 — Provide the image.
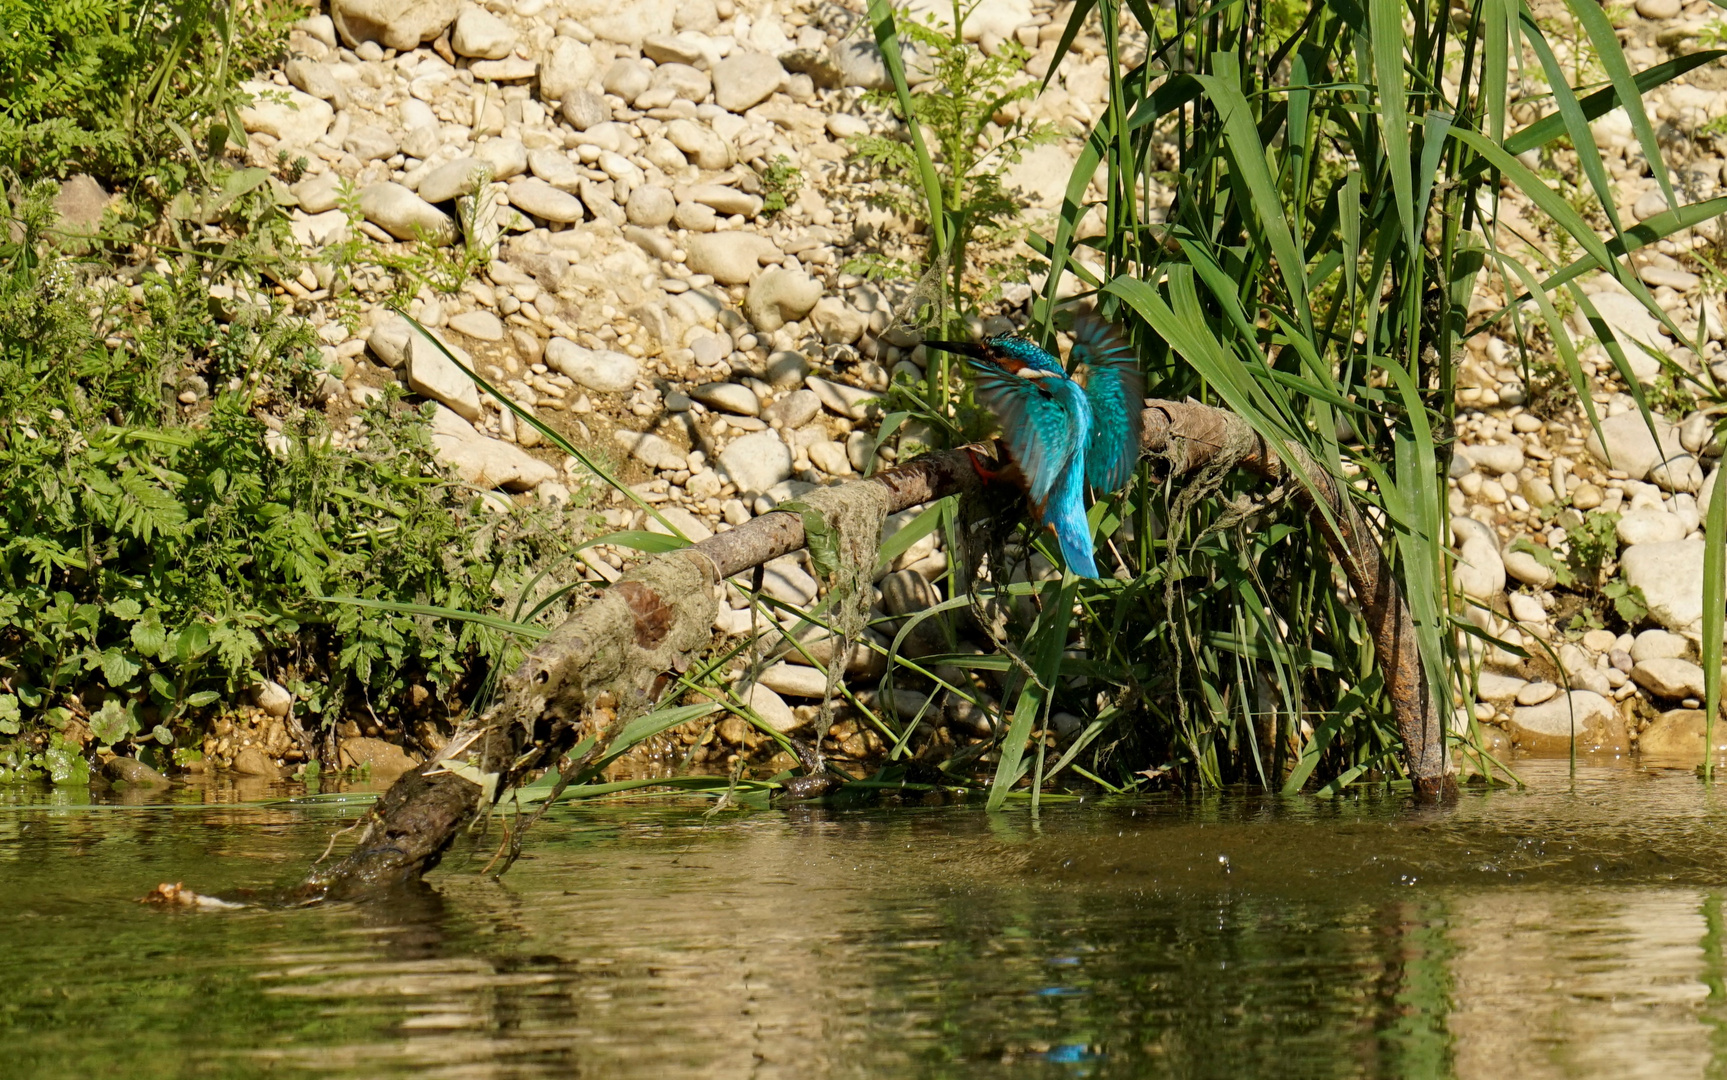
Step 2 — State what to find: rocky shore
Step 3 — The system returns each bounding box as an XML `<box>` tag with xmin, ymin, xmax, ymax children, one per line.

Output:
<box><xmin>128</xmin><ymin>0</ymin><xmax>1727</xmax><ymax>773</ymax></box>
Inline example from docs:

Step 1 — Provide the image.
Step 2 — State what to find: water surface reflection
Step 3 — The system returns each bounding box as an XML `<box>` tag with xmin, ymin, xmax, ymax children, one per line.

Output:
<box><xmin>3</xmin><ymin>760</ymin><xmax>1727</xmax><ymax>1078</ymax></box>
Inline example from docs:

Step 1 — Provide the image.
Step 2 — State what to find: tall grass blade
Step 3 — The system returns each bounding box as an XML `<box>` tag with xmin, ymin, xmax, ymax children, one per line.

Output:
<box><xmin>1705</xmin><ymin>467</ymin><xmax>1726</xmax><ymax>781</ymax></box>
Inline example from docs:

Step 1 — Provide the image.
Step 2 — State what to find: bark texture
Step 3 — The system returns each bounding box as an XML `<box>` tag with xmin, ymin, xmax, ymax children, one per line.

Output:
<box><xmin>301</xmin><ymin>399</ymin><xmax>1450</xmax><ymax>895</ymax></box>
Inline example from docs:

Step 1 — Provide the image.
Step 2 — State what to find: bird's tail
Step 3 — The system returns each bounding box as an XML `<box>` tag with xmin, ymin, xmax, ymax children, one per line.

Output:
<box><xmin>1045</xmin><ymin>481</ymin><xmax>1099</xmax><ymax>579</ymax></box>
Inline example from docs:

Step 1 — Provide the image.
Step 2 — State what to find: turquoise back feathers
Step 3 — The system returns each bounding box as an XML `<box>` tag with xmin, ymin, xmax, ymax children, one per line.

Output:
<box><xmin>924</xmin><ymin>316</ymin><xmax>1145</xmax><ymax>579</ymax></box>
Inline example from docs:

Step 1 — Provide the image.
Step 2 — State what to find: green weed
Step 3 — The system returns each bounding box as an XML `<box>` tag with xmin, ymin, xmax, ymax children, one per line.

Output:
<box><xmin>852</xmin><ymin>0</ymin><xmax>1722</xmax><ymax>797</ymax></box>
<box><xmin>0</xmin><ymin>185</ymin><xmax>591</xmax><ymax>779</ymax></box>
<box><xmin>755</xmin><ymin>154</ymin><xmax>803</xmax><ymax>218</ymax></box>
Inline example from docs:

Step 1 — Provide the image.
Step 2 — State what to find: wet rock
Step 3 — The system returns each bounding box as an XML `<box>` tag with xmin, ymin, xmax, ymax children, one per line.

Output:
<box><xmin>744</xmin><ymin>268</ymin><xmax>822</xmax><ymax>332</ymax></box>
<box><xmin>230</xmin><ymin>746</ymin><xmax>282</xmax><ymax>777</ymax></box>
<box><xmin>331</xmin><ymin>0</ymin><xmax>459</xmax><ymax>51</ymax></box>
<box><xmin>743</xmin><ymin>683</ymin><xmax>801</xmax><ymax>732</ymax></box>
<box><xmin>690</xmin><ymin>381</ymin><xmax>760</xmax><ymax>416</ymax></box>
<box><xmin>759</xmin><ymin>662</ymin><xmax>830</xmax><ymax>698</ymax></box>
<box><xmin>253</xmin><ymin>680</ymin><xmax>293</xmax><ymax>718</ymax></box>
<box><xmin>359</xmin><ymin>182</ymin><xmax>454</xmax><ymax>244</ymax></box>
<box><xmin>685</xmin><ymin>231</ymin><xmax>780</xmax><ymax>284</ymax></box>
<box><xmin>1632</xmin><ymin>657</ymin><xmax>1709</xmax><ymax>700</ymax></box>
<box><xmin>1621</xmin><ymin>540</ymin><xmax>1708</xmax><ymax>638</ymax></box>
<box><xmin>337</xmin><ymin>736</ymin><xmax>420</xmax><ymax>780</ymax></box>
<box><xmin>545</xmin><ymin>338</ymin><xmax>638</xmax><ymax>392</ymax></box>
<box><xmin>1516</xmin><ymin>681</ymin><xmax>1559</xmax><ymax>706</ymax></box>
<box><xmin>1509</xmin><ymin>690</ymin><xmax>1620</xmax><ymax>752</ymax></box>
<box><xmin>238</xmin><ymin>82</ymin><xmax>333</xmax><ymax>147</ymax></box>
<box><xmin>104</xmin><ymin>756</ymin><xmax>171</xmax><ymax>786</ymax></box>
<box><xmin>718</xmin><ymin>431</ymin><xmax>793</xmax><ymax>493</ymax></box>
<box><xmin>507</xmin><ymin>177</ymin><xmax>586</xmax><ymax>222</ymax></box>
<box><xmin>1638</xmin><ymin>709</ymin><xmax>1727</xmax><ymax>761</ymax></box>
<box><xmin>712</xmin><ymin>52</ymin><xmax>786</xmax><ymax>112</ymax></box>
<box><xmin>451</xmin><ymin>7</ymin><xmax>515</xmax><ymax>58</ymax></box>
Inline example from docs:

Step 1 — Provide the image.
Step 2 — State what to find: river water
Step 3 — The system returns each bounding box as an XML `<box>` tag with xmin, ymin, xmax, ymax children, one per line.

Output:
<box><xmin>4</xmin><ymin>758</ymin><xmax>1727</xmax><ymax>1078</ymax></box>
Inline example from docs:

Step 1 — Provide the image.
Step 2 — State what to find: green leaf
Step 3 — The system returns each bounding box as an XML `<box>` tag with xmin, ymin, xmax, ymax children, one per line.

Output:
<box><xmin>574</xmin><ymin>529</ymin><xmax>691</xmax><ymax>554</ymax></box>
<box><xmin>0</xmin><ymin>694</ymin><xmax>19</xmax><ymax>736</ymax></box>
<box><xmin>100</xmin><ymin>648</ymin><xmax>141</xmax><ymax>687</ymax></box>
<box><xmin>987</xmin><ymin>576</ymin><xmax>1075</xmax><ymax>812</ymax></box>
<box><xmin>1704</xmin><ymin>466</ymin><xmax>1726</xmax><ymax>776</ymax></box>
<box><xmin>185</xmin><ymin>691</ymin><xmax>220</xmax><ymax>708</ymax></box>
<box><xmin>89</xmin><ymin>698</ymin><xmax>136</xmax><ymax>745</ymax></box>
<box><xmin>875</xmin><ymin>500</ymin><xmax>947</xmax><ymax>568</ymax></box>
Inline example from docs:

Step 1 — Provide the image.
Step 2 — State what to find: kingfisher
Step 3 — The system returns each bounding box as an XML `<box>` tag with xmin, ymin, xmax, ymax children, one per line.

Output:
<box><xmin>924</xmin><ymin>315</ymin><xmax>1145</xmax><ymax>579</ymax></box>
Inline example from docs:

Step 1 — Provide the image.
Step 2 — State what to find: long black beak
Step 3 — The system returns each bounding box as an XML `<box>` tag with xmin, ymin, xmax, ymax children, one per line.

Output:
<box><xmin>922</xmin><ymin>340</ymin><xmax>986</xmax><ymax>360</ymax></box>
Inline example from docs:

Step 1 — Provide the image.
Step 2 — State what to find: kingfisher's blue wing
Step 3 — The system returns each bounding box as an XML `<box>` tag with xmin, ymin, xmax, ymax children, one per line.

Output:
<box><xmin>1071</xmin><ymin>315</ymin><xmax>1145</xmax><ymax>494</ymax></box>
<box><xmin>967</xmin><ymin>360</ymin><xmax>1084</xmax><ymax>518</ymax></box>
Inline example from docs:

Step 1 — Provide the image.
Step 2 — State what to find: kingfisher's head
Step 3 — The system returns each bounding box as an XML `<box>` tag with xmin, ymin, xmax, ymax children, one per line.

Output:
<box><xmin>924</xmin><ymin>332</ymin><xmax>1063</xmax><ymax>376</ymax></box>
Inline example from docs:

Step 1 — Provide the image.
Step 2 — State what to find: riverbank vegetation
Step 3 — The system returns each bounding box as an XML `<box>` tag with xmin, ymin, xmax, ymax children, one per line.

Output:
<box><xmin>0</xmin><ymin>1</ymin><xmax>589</xmax><ymax>780</ymax></box>
<box><xmin>2</xmin><ymin>0</ymin><xmax>1725</xmax><ymax>801</ymax></box>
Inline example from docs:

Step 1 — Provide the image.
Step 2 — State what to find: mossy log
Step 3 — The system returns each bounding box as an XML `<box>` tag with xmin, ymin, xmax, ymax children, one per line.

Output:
<box><xmin>301</xmin><ymin>399</ymin><xmax>1449</xmax><ymax>897</ymax></box>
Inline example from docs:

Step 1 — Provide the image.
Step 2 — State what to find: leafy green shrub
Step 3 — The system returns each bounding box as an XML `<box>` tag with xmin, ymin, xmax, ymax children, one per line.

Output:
<box><xmin>0</xmin><ymin>188</ymin><xmax>589</xmax><ymax>774</ymax></box>
<box><xmin>0</xmin><ymin>0</ymin><xmax>293</xmax><ymax>186</ymax></box>
<box><xmin>860</xmin><ymin>0</ymin><xmax>1725</xmax><ymax>794</ymax></box>
<box><xmin>847</xmin><ymin>1</ymin><xmax>1058</xmax><ymax>314</ymax></box>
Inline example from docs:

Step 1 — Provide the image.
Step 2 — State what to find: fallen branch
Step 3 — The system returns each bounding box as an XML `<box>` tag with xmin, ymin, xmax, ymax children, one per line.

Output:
<box><xmin>300</xmin><ymin>398</ymin><xmax>1449</xmax><ymax>897</ymax></box>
